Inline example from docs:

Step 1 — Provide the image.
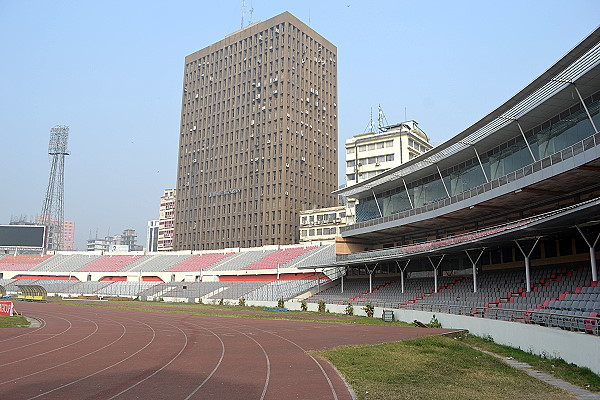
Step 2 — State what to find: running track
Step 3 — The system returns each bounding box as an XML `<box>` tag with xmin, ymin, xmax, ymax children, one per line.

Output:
<box><xmin>0</xmin><ymin>302</ymin><xmax>456</xmax><ymax>399</ymax></box>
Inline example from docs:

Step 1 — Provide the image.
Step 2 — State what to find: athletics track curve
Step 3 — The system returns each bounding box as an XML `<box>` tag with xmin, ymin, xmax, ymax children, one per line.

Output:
<box><xmin>0</xmin><ymin>301</ymin><xmax>455</xmax><ymax>399</ymax></box>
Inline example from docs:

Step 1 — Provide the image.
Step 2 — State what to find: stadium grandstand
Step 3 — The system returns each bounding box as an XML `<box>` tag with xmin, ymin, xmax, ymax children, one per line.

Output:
<box><xmin>0</xmin><ymin>242</ymin><xmax>338</xmax><ymax>302</ymax></box>
<box><xmin>304</xmin><ymin>26</ymin><xmax>600</xmax><ymax>338</ymax></box>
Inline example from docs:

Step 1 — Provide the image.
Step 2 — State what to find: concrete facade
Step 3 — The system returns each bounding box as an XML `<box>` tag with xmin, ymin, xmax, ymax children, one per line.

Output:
<box><xmin>175</xmin><ymin>12</ymin><xmax>338</xmax><ymax>250</ymax></box>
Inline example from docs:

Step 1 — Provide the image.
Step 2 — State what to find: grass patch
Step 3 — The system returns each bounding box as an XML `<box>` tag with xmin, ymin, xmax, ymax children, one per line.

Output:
<box><xmin>0</xmin><ymin>314</ymin><xmax>30</xmax><ymax>328</ymax></box>
<box><xmin>315</xmin><ymin>335</ymin><xmax>575</xmax><ymax>400</ymax></box>
<box><xmin>54</xmin><ymin>299</ymin><xmax>414</xmax><ymax>326</ymax></box>
<box><xmin>457</xmin><ymin>333</ymin><xmax>600</xmax><ymax>392</ymax></box>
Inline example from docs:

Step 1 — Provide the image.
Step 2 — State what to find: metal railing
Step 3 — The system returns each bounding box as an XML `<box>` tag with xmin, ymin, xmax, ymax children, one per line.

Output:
<box><xmin>403</xmin><ymin>302</ymin><xmax>600</xmax><ymax>335</ymax></box>
<box><xmin>338</xmin><ymin>195</ymin><xmax>599</xmax><ymax>262</ymax></box>
<box><xmin>343</xmin><ymin>131</ymin><xmax>599</xmax><ymax>234</ymax></box>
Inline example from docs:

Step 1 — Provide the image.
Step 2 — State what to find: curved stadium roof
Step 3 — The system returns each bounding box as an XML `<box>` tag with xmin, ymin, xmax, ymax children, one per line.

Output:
<box><xmin>337</xmin><ymin>26</ymin><xmax>600</xmax><ymax>199</ymax></box>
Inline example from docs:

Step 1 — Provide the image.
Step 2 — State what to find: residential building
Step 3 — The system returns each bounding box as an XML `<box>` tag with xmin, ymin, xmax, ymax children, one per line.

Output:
<box><xmin>158</xmin><ymin>189</ymin><xmax>176</xmax><ymax>251</ymax></box>
<box><xmin>35</xmin><ymin>216</ymin><xmax>75</xmax><ymax>251</ymax></box>
<box><xmin>86</xmin><ymin>229</ymin><xmax>142</xmax><ymax>252</ymax></box>
<box><xmin>175</xmin><ymin>11</ymin><xmax>338</xmax><ymax>250</ymax></box>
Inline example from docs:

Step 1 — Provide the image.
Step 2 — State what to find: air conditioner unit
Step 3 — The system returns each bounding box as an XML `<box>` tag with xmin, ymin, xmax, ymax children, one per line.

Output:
<box><xmin>285</xmin><ymin>163</ymin><xmax>289</xmax><ymax>168</ymax></box>
<box><xmin>375</xmin><ymin>163</ymin><xmax>380</xmax><ymax>166</ymax></box>
<box><xmin>285</xmin><ymin>191</ymin><xmax>289</xmax><ymax>196</ymax></box>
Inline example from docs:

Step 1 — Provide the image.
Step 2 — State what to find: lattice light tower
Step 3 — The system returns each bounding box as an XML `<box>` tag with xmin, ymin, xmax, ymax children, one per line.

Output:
<box><xmin>40</xmin><ymin>125</ymin><xmax>69</xmax><ymax>251</ymax></box>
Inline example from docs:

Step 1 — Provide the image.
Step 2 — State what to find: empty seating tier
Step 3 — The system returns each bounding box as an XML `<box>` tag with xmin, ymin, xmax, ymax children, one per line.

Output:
<box><xmin>0</xmin><ymin>255</ymin><xmax>53</xmax><ymax>271</ymax></box>
<box><xmin>167</xmin><ymin>253</ymin><xmax>234</xmax><ymax>272</ymax></box>
<box><xmin>243</xmin><ymin>247</ymin><xmax>316</xmax><ymax>270</ymax></box>
<box><xmin>121</xmin><ymin>254</ymin><xmax>194</xmax><ymax>273</ymax></box>
<box><xmin>30</xmin><ymin>254</ymin><xmax>101</xmax><ymax>272</ymax></box>
<box><xmin>77</xmin><ymin>255</ymin><xmax>144</xmax><ymax>272</ymax></box>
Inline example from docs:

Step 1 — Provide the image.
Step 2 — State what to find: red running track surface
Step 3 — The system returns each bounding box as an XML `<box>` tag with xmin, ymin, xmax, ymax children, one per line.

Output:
<box><xmin>0</xmin><ymin>302</ymin><xmax>457</xmax><ymax>399</ymax></box>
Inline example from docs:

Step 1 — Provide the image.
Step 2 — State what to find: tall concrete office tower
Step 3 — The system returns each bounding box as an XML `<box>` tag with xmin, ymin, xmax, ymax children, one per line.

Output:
<box><xmin>175</xmin><ymin>12</ymin><xmax>338</xmax><ymax>250</ymax></box>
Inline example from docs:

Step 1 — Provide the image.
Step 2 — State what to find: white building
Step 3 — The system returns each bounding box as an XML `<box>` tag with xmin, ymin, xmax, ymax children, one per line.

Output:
<box><xmin>345</xmin><ymin>120</ymin><xmax>432</xmax><ymax>186</ymax></box>
<box><xmin>158</xmin><ymin>189</ymin><xmax>175</xmax><ymax>252</ymax></box>
<box><xmin>299</xmin><ymin>205</ymin><xmax>348</xmax><ymax>242</ymax></box>
<box><xmin>147</xmin><ymin>220</ymin><xmax>159</xmax><ymax>252</ymax></box>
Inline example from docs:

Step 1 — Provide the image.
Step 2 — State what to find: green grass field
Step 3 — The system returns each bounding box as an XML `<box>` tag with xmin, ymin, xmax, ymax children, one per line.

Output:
<box><xmin>315</xmin><ymin>335</ymin><xmax>575</xmax><ymax>400</ymax></box>
<box><xmin>0</xmin><ymin>314</ymin><xmax>30</xmax><ymax>328</ymax></box>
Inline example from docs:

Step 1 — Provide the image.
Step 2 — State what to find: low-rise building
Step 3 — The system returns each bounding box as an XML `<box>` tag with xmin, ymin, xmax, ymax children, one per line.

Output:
<box><xmin>299</xmin><ymin>205</ymin><xmax>348</xmax><ymax>242</ymax></box>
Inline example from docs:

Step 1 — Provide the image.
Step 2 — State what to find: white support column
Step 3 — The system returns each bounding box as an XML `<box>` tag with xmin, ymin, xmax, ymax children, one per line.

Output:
<box><xmin>341</xmin><ymin>273</ymin><xmax>344</xmax><ymax>294</ymax></box>
<box><xmin>576</xmin><ymin>226</ymin><xmax>599</xmax><ymax>283</ymax></box>
<box><xmin>428</xmin><ymin>255</ymin><xmax>445</xmax><ymax>293</ymax></box>
<box><xmin>366</xmin><ymin>263</ymin><xmax>377</xmax><ymax>293</ymax></box>
<box><xmin>371</xmin><ymin>189</ymin><xmax>383</xmax><ymax>218</ymax></box>
<box><xmin>516</xmin><ymin>121</ymin><xmax>537</xmax><ymax>162</ymax></box>
<box><xmin>435</xmin><ymin>164</ymin><xmax>451</xmax><ymax>197</ymax></box>
<box><xmin>472</xmin><ymin>146</ymin><xmax>489</xmax><ymax>183</ymax></box>
<box><xmin>315</xmin><ymin>268</ymin><xmax>320</xmax><ymax>294</ymax></box>
<box><xmin>572</xmin><ymin>83</ymin><xmax>599</xmax><ymax>133</ymax></box>
<box><xmin>515</xmin><ymin>238</ymin><xmax>541</xmax><ymax>292</ymax></box>
<box><xmin>465</xmin><ymin>248</ymin><xmax>485</xmax><ymax>293</ymax></box>
<box><xmin>395</xmin><ymin>260</ymin><xmax>411</xmax><ymax>294</ymax></box>
<box><xmin>402</xmin><ymin>178</ymin><xmax>414</xmax><ymax>209</ymax></box>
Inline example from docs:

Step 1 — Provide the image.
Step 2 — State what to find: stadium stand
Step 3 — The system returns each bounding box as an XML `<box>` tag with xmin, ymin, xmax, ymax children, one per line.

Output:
<box><xmin>243</xmin><ymin>247</ymin><xmax>317</xmax><ymax>270</ymax></box>
<box><xmin>119</xmin><ymin>254</ymin><xmax>193</xmax><ymax>272</ymax></box>
<box><xmin>61</xmin><ymin>281</ymin><xmax>114</xmax><ymax>295</ymax></box>
<box><xmin>30</xmin><ymin>254</ymin><xmax>101</xmax><ymax>272</ymax></box>
<box><xmin>95</xmin><ymin>281</ymin><xmax>159</xmax><ymax>297</ymax></box>
<box><xmin>208</xmin><ymin>249</ymin><xmax>276</xmax><ymax>271</ymax></box>
<box><xmin>0</xmin><ymin>255</ymin><xmax>53</xmax><ymax>271</ymax></box>
<box><xmin>285</xmin><ymin>244</ymin><xmax>336</xmax><ymax>268</ymax></box>
<box><xmin>167</xmin><ymin>252</ymin><xmax>234</xmax><ymax>272</ymax></box>
<box><xmin>76</xmin><ymin>255</ymin><xmax>144</xmax><ymax>272</ymax></box>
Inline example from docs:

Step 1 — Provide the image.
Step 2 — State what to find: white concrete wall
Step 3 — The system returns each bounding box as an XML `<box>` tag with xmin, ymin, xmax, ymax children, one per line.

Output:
<box><xmin>246</xmin><ymin>300</ymin><xmax>599</xmax><ymax>375</ymax></box>
<box><xmin>392</xmin><ymin>308</ymin><xmax>600</xmax><ymax>376</ymax></box>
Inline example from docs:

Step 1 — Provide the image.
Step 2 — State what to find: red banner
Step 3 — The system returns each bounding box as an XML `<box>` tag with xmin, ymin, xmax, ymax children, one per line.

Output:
<box><xmin>0</xmin><ymin>301</ymin><xmax>13</xmax><ymax>316</ymax></box>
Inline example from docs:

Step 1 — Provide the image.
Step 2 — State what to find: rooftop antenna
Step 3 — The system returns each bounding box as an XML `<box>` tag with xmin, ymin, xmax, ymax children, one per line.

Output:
<box><xmin>248</xmin><ymin>0</ymin><xmax>254</xmax><ymax>24</ymax></box>
<box><xmin>377</xmin><ymin>104</ymin><xmax>389</xmax><ymax>132</ymax></box>
<box><xmin>240</xmin><ymin>0</ymin><xmax>246</xmax><ymax>29</ymax></box>
<box><xmin>364</xmin><ymin>107</ymin><xmax>377</xmax><ymax>133</ymax></box>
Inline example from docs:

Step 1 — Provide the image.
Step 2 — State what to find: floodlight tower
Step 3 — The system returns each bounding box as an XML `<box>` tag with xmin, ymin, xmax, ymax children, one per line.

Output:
<box><xmin>40</xmin><ymin>125</ymin><xmax>69</xmax><ymax>251</ymax></box>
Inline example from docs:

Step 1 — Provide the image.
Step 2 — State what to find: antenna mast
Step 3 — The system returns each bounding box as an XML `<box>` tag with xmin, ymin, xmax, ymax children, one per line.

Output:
<box><xmin>377</xmin><ymin>104</ymin><xmax>389</xmax><ymax>132</ymax></box>
<box><xmin>364</xmin><ymin>107</ymin><xmax>377</xmax><ymax>133</ymax></box>
<box><xmin>248</xmin><ymin>0</ymin><xmax>254</xmax><ymax>24</ymax></box>
<box><xmin>40</xmin><ymin>125</ymin><xmax>69</xmax><ymax>252</ymax></box>
<box><xmin>241</xmin><ymin>0</ymin><xmax>246</xmax><ymax>29</ymax></box>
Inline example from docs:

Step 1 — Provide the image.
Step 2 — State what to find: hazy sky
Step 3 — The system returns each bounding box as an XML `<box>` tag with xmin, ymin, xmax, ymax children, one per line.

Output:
<box><xmin>1</xmin><ymin>1</ymin><xmax>598</xmax><ymax>250</ymax></box>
